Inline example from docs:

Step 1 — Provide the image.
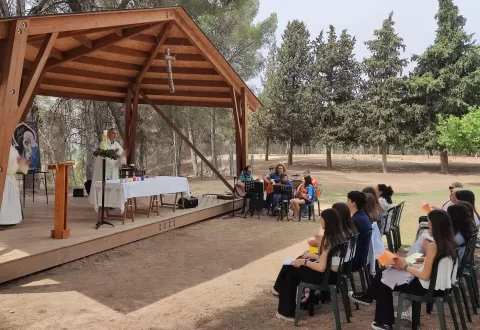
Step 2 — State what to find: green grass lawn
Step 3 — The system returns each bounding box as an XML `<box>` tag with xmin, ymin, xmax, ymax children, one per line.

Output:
<box><xmin>320</xmin><ymin>187</ymin><xmax>480</xmax><ymax>246</ymax></box>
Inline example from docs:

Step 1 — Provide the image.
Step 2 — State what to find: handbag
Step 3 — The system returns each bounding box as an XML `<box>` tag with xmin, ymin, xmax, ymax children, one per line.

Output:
<box><xmin>177</xmin><ymin>196</ymin><xmax>198</xmax><ymax>209</ymax></box>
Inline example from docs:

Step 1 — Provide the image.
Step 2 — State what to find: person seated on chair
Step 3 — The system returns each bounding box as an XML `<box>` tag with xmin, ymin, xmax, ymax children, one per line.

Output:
<box><xmin>273</xmin><ymin>208</ymin><xmax>348</xmax><ymax>322</ymax></box>
<box><xmin>301</xmin><ymin>170</ymin><xmax>318</xmax><ymax>217</ymax></box>
<box><xmin>264</xmin><ymin>164</ymin><xmax>286</xmax><ymax>208</ymax></box>
<box><xmin>349</xmin><ymin>210</ymin><xmax>458</xmax><ymax>330</ymax></box>
<box><xmin>346</xmin><ymin>191</ymin><xmax>372</xmax><ymax>272</ymax></box>
<box><xmin>236</xmin><ymin>165</ymin><xmax>253</xmax><ymax>196</ymax></box>
<box><xmin>290</xmin><ymin>176</ymin><xmax>315</xmax><ymax>222</ymax></box>
<box><xmin>272</xmin><ymin>173</ymin><xmax>292</xmax><ymax>211</ymax></box>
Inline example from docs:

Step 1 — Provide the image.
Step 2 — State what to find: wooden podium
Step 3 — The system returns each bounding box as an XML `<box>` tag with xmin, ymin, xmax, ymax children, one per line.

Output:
<box><xmin>48</xmin><ymin>161</ymin><xmax>75</xmax><ymax>239</ymax></box>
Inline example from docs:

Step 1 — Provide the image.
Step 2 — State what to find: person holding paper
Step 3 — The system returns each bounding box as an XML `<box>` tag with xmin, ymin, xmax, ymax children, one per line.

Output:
<box><xmin>348</xmin><ymin>210</ymin><xmax>458</xmax><ymax>330</ymax></box>
<box><xmin>274</xmin><ymin>208</ymin><xmax>348</xmax><ymax>322</ymax></box>
<box><xmin>89</xmin><ymin>128</ymin><xmax>128</xmax><ymax>206</ymax></box>
<box><xmin>0</xmin><ymin>145</ymin><xmax>29</xmax><ymax>226</ymax></box>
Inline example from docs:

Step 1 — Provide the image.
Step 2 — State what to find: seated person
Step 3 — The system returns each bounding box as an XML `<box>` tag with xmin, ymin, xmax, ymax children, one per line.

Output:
<box><xmin>274</xmin><ymin>208</ymin><xmax>348</xmax><ymax>321</ymax></box>
<box><xmin>301</xmin><ymin>170</ymin><xmax>318</xmax><ymax>217</ymax></box>
<box><xmin>272</xmin><ymin>173</ymin><xmax>292</xmax><ymax>210</ymax></box>
<box><xmin>264</xmin><ymin>164</ymin><xmax>286</xmax><ymax>208</ymax></box>
<box><xmin>455</xmin><ymin>189</ymin><xmax>480</xmax><ymax>227</ymax></box>
<box><xmin>290</xmin><ymin>176</ymin><xmax>315</xmax><ymax>221</ymax></box>
<box><xmin>346</xmin><ymin>191</ymin><xmax>372</xmax><ymax>272</ymax></box>
<box><xmin>443</xmin><ymin>182</ymin><xmax>463</xmax><ymax>211</ymax></box>
<box><xmin>349</xmin><ymin>210</ymin><xmax>458</xmax><ymax>330</ymax></box>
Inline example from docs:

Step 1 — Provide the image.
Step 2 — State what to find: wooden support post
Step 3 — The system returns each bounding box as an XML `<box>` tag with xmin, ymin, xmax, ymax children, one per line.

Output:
<box><xmin>124</xmin><ymin>87</ymin><xmax>132</xmax><ymax>163</ymax></box>
<box><xmin>0</xmin><ymin>20</ymin><xmax>28</xmax><ymax>209</ymax></box>
<box><xmin>18</xmin><ymin>32</ymin><xmax>58</xmax><ymax>119</ymax></box>
<box><xmin>139</xmin><ymin>91</ymin><xmax>234</xmax><ymax>192</ymax></box>
<box><xmin>231</xmin><ymin>89</ymin><xmax>243</xmax><ymax>176</ymax></box>
<box><xmin>48</xmin><ymin>161</ymin><xmax>75</xmax><ymax>239</ymax></box>
<box><xmin>241</xmin><ymin>87</ymin><xmax>248</xmax><ymax>168</ymax></box>
<box><xmin>129</xmin><ymin>88</ymin><xmax>139</xmax><ymax>164</ymax></box>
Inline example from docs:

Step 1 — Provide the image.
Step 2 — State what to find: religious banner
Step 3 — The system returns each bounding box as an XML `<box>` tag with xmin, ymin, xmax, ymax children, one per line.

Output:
<box><xmin>12</xmin><ymin>122</ymin><xmax>41</xmax><ymax>172</ymax></box>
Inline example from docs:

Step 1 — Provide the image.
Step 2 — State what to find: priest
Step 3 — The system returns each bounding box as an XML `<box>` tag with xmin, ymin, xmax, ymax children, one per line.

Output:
<box><xmin>0</xmin><ymin>145</ymin><xmax>29</xmax><ymax>226</ymax></box>
<box><xmin>89</xmin><ymin>128</ymin><xmax>128</xmax><ymax>206</ymax></box>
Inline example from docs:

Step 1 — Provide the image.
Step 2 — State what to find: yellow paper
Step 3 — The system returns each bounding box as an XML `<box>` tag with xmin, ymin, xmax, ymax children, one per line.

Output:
<box><xmin>308</xmin><ymin>246</ymin><xmax>319</xmax><ymax>254</ymax></box>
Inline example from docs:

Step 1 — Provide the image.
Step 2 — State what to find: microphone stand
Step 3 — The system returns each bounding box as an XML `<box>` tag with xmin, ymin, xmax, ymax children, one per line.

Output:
<box><xmin>223</xmin><ymin>176</ymin><xmax>243</xmax><ymax>219</ymax></box>
<box><xmin>95</xmin><ymin>156</ymin><xmax>114</xmax><ymax>229</ymax></box>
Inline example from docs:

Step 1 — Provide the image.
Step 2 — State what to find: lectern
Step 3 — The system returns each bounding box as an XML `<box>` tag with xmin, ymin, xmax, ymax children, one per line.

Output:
<box><xmin>48</xmin><ymin>161</ymin><xmax>75</xmax><ymax>239</ymax></box>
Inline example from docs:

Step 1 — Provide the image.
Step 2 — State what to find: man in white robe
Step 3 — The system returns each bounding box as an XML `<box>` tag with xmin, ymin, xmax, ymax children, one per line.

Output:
<box><xmin>0</xmin><ymin>145</ymin><xmax>28</xmax><ymax>226</ymax></box>
<box><xmin>89</xmin><ymin>128</ymin><xmax>128</xmax><ymax>206</ymax></box>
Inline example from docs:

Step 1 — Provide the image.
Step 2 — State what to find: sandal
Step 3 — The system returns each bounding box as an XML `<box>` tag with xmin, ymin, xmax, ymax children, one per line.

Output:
<box><xmin>301</xmin><ymin>288</ymin><xmax>310</xmax><ymax>303</ymax></box>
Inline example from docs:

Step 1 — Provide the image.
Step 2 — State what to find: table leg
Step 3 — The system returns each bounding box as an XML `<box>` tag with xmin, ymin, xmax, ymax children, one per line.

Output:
<box><xmin>173</xmin><ymin>193</ymin><xmax>177</xmax><ymax>212</ymax></box>
<box><xmin>32</xmin><ymin>172</ymin><xmax>35</xmax><ymax>204</ymax></box>
<box><xmin>44</xmin><ymin>172</ymin><xmax>48</xmax><ymax>204</ymax></box>
<box><xmin>23</xmin><ymin>174</ymin><xmax>26</xmax><ymax>207</ymax></box>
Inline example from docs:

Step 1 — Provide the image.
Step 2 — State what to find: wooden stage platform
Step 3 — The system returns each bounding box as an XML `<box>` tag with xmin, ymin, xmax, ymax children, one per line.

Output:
<box><xmin>0</xmin><ymin>194</ymin><xmax>241</xmax><ymax>284</ymax></box>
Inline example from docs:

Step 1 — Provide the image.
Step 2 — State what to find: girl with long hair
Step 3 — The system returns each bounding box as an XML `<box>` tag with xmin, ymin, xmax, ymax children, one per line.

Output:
<box><xmin>275</xmin><ymin>208</ymin><xmax>348</xmax><ymax>321</ymax></box>
<box><xmin>290</xmin><ymin>175</ymin><xmax>315</xmax><ymax>221</ymax></box>
<box><xmin>447</xmin><ymin>204</ymin><xmax>474</xmax><ymax>261</ymax></box>
<box><xmin>349</xmin><ymin>210</ymin><xmax>458</xmax><ymax>330</ymax></box>
<box><xmin>455</xmin><ymin>190</ymin><xmax>480</xmax><ymax>227</ymax></box>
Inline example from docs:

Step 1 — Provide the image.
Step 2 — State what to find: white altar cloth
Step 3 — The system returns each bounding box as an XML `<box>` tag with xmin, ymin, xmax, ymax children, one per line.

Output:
<box><xmin>92</xmin><ymin>176</ymin><xmax>190</xmax><ymax>212</ymax></box>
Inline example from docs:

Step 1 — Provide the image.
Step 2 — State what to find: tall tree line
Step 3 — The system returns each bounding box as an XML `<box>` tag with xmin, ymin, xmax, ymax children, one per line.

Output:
<box><xmin>254</xmin><ymin>0</ymin><xmax>480</xmax><ymax>173</ymax></box>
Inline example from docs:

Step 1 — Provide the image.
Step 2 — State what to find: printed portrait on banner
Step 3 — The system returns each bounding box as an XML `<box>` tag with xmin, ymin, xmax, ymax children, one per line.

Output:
<box><xmin>12</xmin><ymin>122</ymin><xmax>41</xmax><ymax>172</ymax></box>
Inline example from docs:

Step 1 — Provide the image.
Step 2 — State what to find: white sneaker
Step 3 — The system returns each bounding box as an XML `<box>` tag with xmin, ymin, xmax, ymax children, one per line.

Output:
<box><xmin>276</xmin><ymin>312</ymin><xmax>294</xmax><ymax>322</ymax></box>
<box><xmin>394</xmin><ymin>306</ymin><xmax>412</xmax><ymax>322</ymax></box>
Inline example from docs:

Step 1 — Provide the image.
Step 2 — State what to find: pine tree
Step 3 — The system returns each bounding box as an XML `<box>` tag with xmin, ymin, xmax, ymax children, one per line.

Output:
<box><xmin>270</xmin><ymin>20</ymin><xmax>312</xmax><ymax>165</ymax></box>
<box><xmin>308</xmin><ymin>26</ymin><xmax>361</xmax><ymax>169</ymax></box>
<box><xmin>362</xmin><ymin>12</ymin><xmax>408</xmax><ymax>173</ymax></box>
<box><xmin>409</xmin><ymin>0</ymin><xmax>480</xmax><ymax>173</ymax></box>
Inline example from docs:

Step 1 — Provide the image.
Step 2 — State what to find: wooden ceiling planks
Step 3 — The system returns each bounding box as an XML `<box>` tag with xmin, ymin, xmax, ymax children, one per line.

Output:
<box><xmin>0</xmin><ymin>7</ymin><xmax>261</xmax><ymax>110</ymax></box>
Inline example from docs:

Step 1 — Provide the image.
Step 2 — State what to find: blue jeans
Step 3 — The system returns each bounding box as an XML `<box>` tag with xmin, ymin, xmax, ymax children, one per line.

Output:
<box><xmin>273</xmin><ymin>194</ymin><xmax>282</xmax><ymax>208</ymax></box>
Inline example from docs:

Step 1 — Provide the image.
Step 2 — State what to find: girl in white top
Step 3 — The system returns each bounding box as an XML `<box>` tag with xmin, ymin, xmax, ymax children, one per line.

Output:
<box><xmin>274</xmin><ymin>208</ymin><xmax>350</xmax><ymax>322</ymax></box>
<box><xmin>349</xmin><ymin>209</ymin><xmax>458</xmax><ymax>330</ymax></box>
<box><xmin>377</xmin><ymin>184</ymin><xmax>394</xmax><ymax>231</ymax></box>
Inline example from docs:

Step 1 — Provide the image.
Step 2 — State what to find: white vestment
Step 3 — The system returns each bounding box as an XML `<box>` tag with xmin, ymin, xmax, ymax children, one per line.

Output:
<box><xmin>89</xmin><ymin>140</ymin><xmax>126</xmax><ymax>206</ymax></box>
<box><xmin>0</xmin><ymin>146</ymin><xmax>23</xmax><ymax>225</ymax></box>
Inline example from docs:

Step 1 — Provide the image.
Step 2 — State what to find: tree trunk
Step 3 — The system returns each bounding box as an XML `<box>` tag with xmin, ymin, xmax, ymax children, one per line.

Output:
<box><xmin>210</xmin><ymin>109</ymin><xmax>217</xmax><ymax>170</ymax></box>
<box><xmin>381</xmin><ymin>141</ymin><xmax>388</xmax><ymax>173</ymax></box>
<box><xmin>187</xmin><ymin>118</ymin><xmax>198</xmax><ymax>177</ymax></box>
<box><xmin>440</xmin><ymin>151</ymin><xmax>449</xmax><ymax>174</ymax></box>
<box><xmin>288</xmin><ymin>139</ymin><xmax>293</xmax><ymax>165</ymax></box>
<box><xmin>326</xmin><ymin>145</ymin><xmax>332</xmax><ymax>170</ymax></box>
<box><xmin>264</xmin><ymin>136</ymin><xmax>269</xmax><ymax>161</ymax></box>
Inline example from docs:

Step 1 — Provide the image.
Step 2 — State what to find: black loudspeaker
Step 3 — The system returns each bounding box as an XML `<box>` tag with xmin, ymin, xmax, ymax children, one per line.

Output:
<box><xmin>177</xmin><ymin>196</ymin><xmax>199</xmax><ymax>209</ymax></box>
<box><xmin>84</xmin><ymin>180</ymin><xmax>92</xmax><ymax>195</ymax></box>
<box><xmin>73</xmin><ymin>188</ymin><xmax>85</xmax><ymax>197</ymax></box>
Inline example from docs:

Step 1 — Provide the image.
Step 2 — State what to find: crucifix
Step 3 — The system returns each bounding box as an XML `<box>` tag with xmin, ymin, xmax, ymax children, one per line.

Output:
<box><xmin>164</xmin><ymin>48</ymin><xmax>176</xmax><ymax>93</ymax></box>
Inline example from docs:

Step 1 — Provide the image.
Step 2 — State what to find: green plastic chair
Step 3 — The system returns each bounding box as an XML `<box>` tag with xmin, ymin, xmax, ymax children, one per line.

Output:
<box><xmin>294</xmin><ymin>239</ymin><xmax>353</xmax><ymax>329</ymax></box>
<box><xmin>394</xmin><ymin>252</ymin><xmax>460</xmax><ymax>330</ymax></box>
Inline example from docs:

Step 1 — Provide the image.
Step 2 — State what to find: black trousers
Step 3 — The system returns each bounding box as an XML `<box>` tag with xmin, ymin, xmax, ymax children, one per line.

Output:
<box><xmin>366</xmin><ymin>270</ymin><xmax>432</xmax><ymax>326</ymax></box>
<box><xmin>275</xmin><ymin>265</ymin><xmax>336</xmax><ymax>317</ymax></box>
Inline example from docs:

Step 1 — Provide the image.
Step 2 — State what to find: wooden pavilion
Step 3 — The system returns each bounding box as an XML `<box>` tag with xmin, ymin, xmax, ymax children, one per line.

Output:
<box><xmin>0</xmin><ymin>7</ymin><xmax>259</xmax><ymax>283</ymax></box>
<box><xmin>0</xmin><ymin>6</ymin><xmax>260</xmax><ymax>207</ymax></box>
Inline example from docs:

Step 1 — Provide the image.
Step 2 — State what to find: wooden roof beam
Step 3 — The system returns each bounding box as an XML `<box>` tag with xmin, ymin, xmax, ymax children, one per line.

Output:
<box><xmin>19</xmin><ymin>32</ymin><xmax>58</xmax><ymax>119</ymax></box>
<box><xmin>45</xmin><ymin>22</ymin><xmax>167</xmax><ymax>70</ymax></box>
<box><xmin>30</xmin><ymin>42</ymin><xmax>63</xmax><ymax>60</ymax></box>
<box><xmin>72</xmin><ymin>35</ymin><xmax>92</xmax><ymax>49</ymax></box>
<box><xmin>26</xmin><ymin>8</ymin><xmax>176</xmax><ymax>35</ymax></box>
<box><xmin>100</xmin><ymin>45</ymin><xmax>206</xmax><ymax>62</ymax></box>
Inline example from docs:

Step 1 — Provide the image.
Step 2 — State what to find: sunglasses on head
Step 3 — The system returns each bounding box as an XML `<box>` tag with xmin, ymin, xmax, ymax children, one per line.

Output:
<box><xmin>449</xmin><ymin>186</ymin><xmax>454</xmax><ymax>190</ymax></box>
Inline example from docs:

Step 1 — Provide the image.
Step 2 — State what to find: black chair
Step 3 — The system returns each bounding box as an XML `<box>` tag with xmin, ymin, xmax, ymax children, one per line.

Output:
<box><xmin>294</xmin><ymin>239</ymin><xmax>352</xmax><ymax>329</ymax></box>
<box><xmin>391</xmin><ymin>202</ymin><xmax>405</xmax><ymax>252</ymax></box>
<box><xmin>394</xmin><ymin>252</ymin><xmax>460</xmax><ymax>330</ymax></box>
<box><xmin>339</xmin><ymin>234</ymin><xmax>359</xmax><ymax>318</ymax></box>
<box><xmin>348</xmin><ymin>229</ymin><xmax>374</xmax><ymax>310</ymax></box>
<box><xmin>384</xmin><ymin>205</ymin><xmax>399</xmax><ymax>252</ymax></box>
<box><xmin>463</xmin><ymin>229</ymin><xmax>480</xmax><ymax>313</ymax></box>
<box><xmin>452</xmin><ymin>231</ymin><xmax>477</xmax><ymax>329</ymax></box>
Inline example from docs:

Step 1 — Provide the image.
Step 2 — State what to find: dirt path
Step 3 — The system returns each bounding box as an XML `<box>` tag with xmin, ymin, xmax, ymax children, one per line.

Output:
<box><xmin>1</xmin><ymin>154</ymin><xmax>480</xmax><ymax>329</ymax></box>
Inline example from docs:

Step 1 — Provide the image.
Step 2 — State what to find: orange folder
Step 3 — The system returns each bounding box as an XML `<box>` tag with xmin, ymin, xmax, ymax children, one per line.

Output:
<box><xmin>377</xmin><ymin>250</ymin><xmax>396</xmax><ymax>266</ymax></box>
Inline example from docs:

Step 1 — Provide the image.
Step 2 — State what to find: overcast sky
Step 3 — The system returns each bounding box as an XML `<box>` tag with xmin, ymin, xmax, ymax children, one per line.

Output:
<box><xmin>249</xmin><ymin>0</ymin><xmax>480</xmax><ymax>89</ymax></box>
